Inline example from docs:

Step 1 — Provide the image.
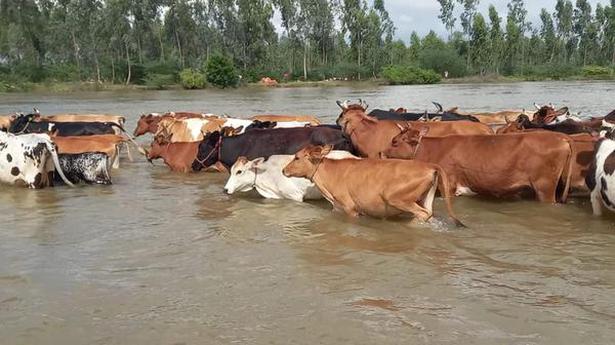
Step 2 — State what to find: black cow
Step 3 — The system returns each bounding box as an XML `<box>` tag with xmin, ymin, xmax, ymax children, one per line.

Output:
<box><xmin>55</xmin><ymin>152</ymin><xmax>112</xmax><ymax>185</ymax></box>
<box><xmin>516</xmin><ymin>114</ymin><xmax>596</xmax><ymax>135</ymax></box>
<box><xmin>9</xmin><ymin>114</ymin><xmax>122</xmax><ymax>136</ymax></box>
<box><xmin>192</xmin><ymin>126</ymin><xmax>354</xmax><ymax>171</ymax></box>
<box><xmin>245</xmin><ymin>120</ymin><xmax>277</xmax><ymax>131</ymax></box>
<box><xmin>368</xmin><ymin>107</ymin><xmax>479</xmax><ymax>122</ymax></box>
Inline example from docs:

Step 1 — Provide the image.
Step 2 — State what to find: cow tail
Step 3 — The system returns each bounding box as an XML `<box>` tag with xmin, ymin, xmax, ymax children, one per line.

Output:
<box><xmin>434</xmin><ymin>165</ymin><xmax>465</xmax><ymax>228</ymax></box>
<box><xmin>44</xmin><ymin>141</ymin><xmax>74</xmax><ymax>187</ymax></box>
<box><xmin>111</xmin><ymin>123</ymin><xmax>148</xmax><ymax>156</ymax></box>
<box><xmin>560</xmin><ymin>136</ymin><xmax>575</xmax><ymax>203</ymax></box>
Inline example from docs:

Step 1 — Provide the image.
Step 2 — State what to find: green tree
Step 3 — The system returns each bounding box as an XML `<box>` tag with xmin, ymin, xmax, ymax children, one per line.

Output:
<box><xmin>540</xmin><ymin>8</ymin><xmax>557</xmax><ymax>62</ymax></box>
<box><xmin>437</xmin><ymin>0</ymin><xmax>457</xmax><ymax>37</ymax></box>
<box><xmin>204</xmin><ymin>55</ymin><xmax>238</xmax><ymax>88</ymax></box>
<box><xmin>488</xmin><ymin>5</ymin><xmax>504</xmax><ymax>73</ymax></box>
<box><xmin>470</xmin><ymin>13</ymin><xmax>489</xmax><ymax>74</ymax></box>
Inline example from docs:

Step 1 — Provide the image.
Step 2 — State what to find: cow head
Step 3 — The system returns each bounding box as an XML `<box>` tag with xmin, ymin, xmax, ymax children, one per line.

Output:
<box><xmin>335</xmin><ymin>99</ymin><xmax>369</xmax><ymax>126</ymax></box>
<box><xmin>283</xmin><ymin>145</ymin><xmax>333</xmax><ymax>179</ymax></box>
<box><xmin>532</xmin><ymin>104</ymin><xmax>569</xmax><ymax>124</ymax></box>
<box><xmin>496</xmin><ymin>114</ymin><xmax>532</xmax><ymax>134</ymax></box>
<box><xmin>599</xmin><ymin>120</ymin><xmax>615</xmax><ymax>139</ymax></box>
<box><xmin>245</xmin><ymin>120</ymin><xmax>276</xmax><ymax>131</ymax></box>
<box><xmin>192</xmin><ymin>131</ymin><xmax>222</xmax><ymax>171</ymax></box>
<box><xmin>223</xmin><ymin>156</ymin><xmax>266</xmax><ymax>194</ymax></box>
<box><xmin>382</xmin><ymin>124</ymin><xmax>429</xmax><ymax>159</ymax></box>
<box><xmin>8</xmin><ymin>113</ymin><xmax>39</xmax><ymax>134</ymax></box>
<box><xmin>134</xmin><ymin>114</ymin><xmax>158</xmax><ymax>136</ymax></box>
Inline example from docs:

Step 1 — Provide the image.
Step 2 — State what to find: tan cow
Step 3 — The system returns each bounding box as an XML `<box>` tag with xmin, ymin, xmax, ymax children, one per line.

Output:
<box><xmin>336</xmin><ymin>101</ymin><xmax>493</xmax><ymax>158</ymax></box>
<box><xmin>250</xmin><ymin>114</ymin><xmax>321</xmax><ymax>126</ymax></box>
<box><xmin>52</xmin><ymin>135</ymin><xmax>128</xmax><ymax>169</ymax></box>
<box><xmin>446</xmin><ymin>107</ymin><xmax>533</xmax><ymax>126</ymax></box>
<box><xmin>282</xmin><ymin>145</ymin><xmax>465</xmax><ymax>227</ymax></box>
<box><xmin>0</xmin><ymin>115</ymin><xmax>16</xmax><ymax>130</ymax></box>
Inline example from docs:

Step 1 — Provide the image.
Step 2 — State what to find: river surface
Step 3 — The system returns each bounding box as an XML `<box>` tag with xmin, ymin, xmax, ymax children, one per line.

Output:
<box><xmin>1</xmin><ymin>81</ymin><xmax>614</xmax><ymax>345</ymax></box>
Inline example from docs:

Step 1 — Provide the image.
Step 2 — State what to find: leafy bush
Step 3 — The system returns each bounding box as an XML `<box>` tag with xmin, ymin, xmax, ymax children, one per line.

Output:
<box><xmin>519</xmin><ymin>64</ymin><xmax>581</xmax><ymax>80</ymax></box>
<box><xmin>382</xmin><ymin>65</ymin><xmax>441</xmax><ymax>85</ymax></box>
<box><xmin>418</xmin><ymin>47</ymin><xmax>467</xmax><ymax>78</ymax></box>
<box><xmin>582</xmin><ymin>65</ymin><xmax>613</xmax><ymax>79</ymax></box>
<box><xmin>11</xmin><ymin>63</ymin><xmax>47</xmax><ymax>82</ymax></box>
<box><xmin>204</xmin><ymin>55</ymin><xmax>239</xmax><ymax>88</ymax></box>
<box><xmin>143</xmin><ymin>73</ymin><xmax>175</xmax><ymax>90</ymax></box>
<box><xmin>44</xmin><ymin>64</ymin><xmax>80</xmax><ymax>82</ymax></box>
<box><xmin>179</xmin><ymin>68</ymin><xmax>206</xmax><ymax>89</ymax></box>
<box><xmin>144</xmin><ymin>61</ymin><xmax>180</xmax><ymax>77</ymax></box>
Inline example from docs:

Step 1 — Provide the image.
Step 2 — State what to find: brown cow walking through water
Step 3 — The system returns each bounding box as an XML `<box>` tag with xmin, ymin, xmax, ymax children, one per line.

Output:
<box><xmin>282</xmin><ymin>145</ymin><xmax>465</xmax><ymax>227</ymax></box>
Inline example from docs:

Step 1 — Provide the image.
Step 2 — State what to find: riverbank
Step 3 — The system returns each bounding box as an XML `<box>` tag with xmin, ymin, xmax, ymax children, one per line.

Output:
<box><xmin>2</xmin><ymin>74</ymin><xmax>614</xmax><ymax>94</ymax></box>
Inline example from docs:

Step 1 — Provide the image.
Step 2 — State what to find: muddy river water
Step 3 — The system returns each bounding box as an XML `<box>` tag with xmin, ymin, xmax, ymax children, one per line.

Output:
<box><xmin>1</xmin><ymin>81</ymin><xmax>614</xmax><ymax>344</ymax></box>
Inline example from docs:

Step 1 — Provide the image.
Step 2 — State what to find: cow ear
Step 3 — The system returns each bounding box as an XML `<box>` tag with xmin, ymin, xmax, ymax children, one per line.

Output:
<box><xmin>321</xmin><ymin>145</ymin><xmax>333</xmax><ymax>156</ymax></box>
<box><xmin>252</xmin><ymin>157</ymin><xmax>266</xmax><ymax>171</ymax></box>
<box><xmin>556</xmin><ymin>107</ymin><xmax>569</xmax><ymax>116</ymax></box>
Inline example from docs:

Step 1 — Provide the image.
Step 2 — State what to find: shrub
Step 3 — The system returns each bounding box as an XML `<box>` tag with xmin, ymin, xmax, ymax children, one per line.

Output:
<box><xmin>44</xmin><ymin>64</ymin><xmax>80</xmax><ymax>82</ymax></box>
<box><xmin>582</xmin><ymin>65</ymin><xmax>613</xmax><ymax>79</ymax></box>
<box><xmin>518</xmin><ymin>63</ymin><xmax>581</xmax><ymax>80</ymax></box>
<box><xmin>143</xmin><ymin>73</ymin><xmax>175</xmax><ymax>90</ymax></box>
<box><xmin>418</xmin><ymin>47</ymin><xmax>467</xmax><ymax>77</ymax></box>
<box><xmin>179</xmin><ymin>68</ymin><xmax>206</xmax><ymax>89</ymax></box>
<box><xmin>382</xmin><ymin>65</ymin><xmax>441</xmax><ymax>85</ymax></box>
<box><xmin>204</xmin><ymin>55</ymin><xmax>239</xmax><ymax>88</ymax></box>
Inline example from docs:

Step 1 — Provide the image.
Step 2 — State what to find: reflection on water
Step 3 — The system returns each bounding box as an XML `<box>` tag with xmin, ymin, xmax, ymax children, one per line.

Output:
<box><xmin>1</xmin><ymin>81</ymin><xmax>615</xmax><ymax>344</ymax></box>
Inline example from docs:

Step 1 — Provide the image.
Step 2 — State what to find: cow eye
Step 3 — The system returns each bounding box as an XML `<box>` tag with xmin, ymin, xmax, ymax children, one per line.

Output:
<box><xmin>236</xmin><ymin>170</ymin><xmax>243</xmax><ymax>175</ymax></box>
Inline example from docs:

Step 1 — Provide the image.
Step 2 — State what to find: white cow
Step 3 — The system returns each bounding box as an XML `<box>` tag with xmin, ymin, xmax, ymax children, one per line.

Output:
<box><xmin>588</xmin><ymin>128</ymin><xmax>615</xmax><ymax>215</ymax></box>
<box><xmin>0</xmin><ymin>132</ymin><xmax>74</xmax><ymax>188</ymax></box>
<box><xmin>223</xmin><ymin>151</ymin><xmax>358</xmax><ymax>202</ymax></box>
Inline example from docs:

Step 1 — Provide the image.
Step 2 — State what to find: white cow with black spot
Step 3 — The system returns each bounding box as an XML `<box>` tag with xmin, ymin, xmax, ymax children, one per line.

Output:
<box><xmin>223</xmin><ymin>151</ymin><xmax>358</xmax><ymax>202</ymax></box>
<box><xmin>0</xmin><ymin>132</ymin><xmax>74</xmax><ymax>188</ymax></box>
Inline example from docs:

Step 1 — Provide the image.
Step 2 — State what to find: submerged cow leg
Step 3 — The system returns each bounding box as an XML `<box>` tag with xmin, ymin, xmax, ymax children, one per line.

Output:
<box><xmin>591</xmin><ymin>189</ymin><xmax>604</xmax><ymax>216</ymax></box>
<box><xmin>532</xmin><ymin>178</ymin><xmax>558</xmax><ymax>203</ymax></box>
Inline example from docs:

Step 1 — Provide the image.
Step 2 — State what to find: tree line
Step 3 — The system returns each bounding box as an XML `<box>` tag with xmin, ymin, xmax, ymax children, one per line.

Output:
<box><xmin>1</xmin><ymin>0</ymin><xmax>614</xmax><ymax>88</ymax></box>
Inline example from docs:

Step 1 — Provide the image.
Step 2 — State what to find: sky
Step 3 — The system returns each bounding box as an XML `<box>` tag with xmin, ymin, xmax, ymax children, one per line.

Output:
<box><xmin>386</xmin><ymin>0</ymin><xmax>609</xmax><ymax>41</ymax></box>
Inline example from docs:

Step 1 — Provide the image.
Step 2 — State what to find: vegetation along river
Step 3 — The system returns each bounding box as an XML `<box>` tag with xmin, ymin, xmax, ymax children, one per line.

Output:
<box><xmin>1</xmin><ymin>81</ymin><xmax>614</xmax><ymax>344</ymax></box>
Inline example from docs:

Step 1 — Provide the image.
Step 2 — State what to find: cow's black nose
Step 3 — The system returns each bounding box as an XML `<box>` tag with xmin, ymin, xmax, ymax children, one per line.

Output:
<box><xmin>223</xmin><ymin>187</ymin><xmax>229</xmax><ymax>194</ymax></box>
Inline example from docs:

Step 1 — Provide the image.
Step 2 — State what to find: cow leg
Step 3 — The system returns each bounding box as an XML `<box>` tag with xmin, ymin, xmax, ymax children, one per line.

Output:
<box><xmin>125</xmin><ymin>142</ymin><xmax>134</xmax><ymax>162</ymax></box>
<box><xmin>388</xmin><ymin>199</ymin><xmax>432</xmax><ymax>223</ymax></box>
<box><xmin>533</xmin><ymin>179</ymin><xmax>558</xmax><ymax>203</ymax></box>
<box><xmin>421</xmin><ymin>180</ymin><xmax>438</xmax><ymax>214</ymax></box>
<box><xmin>590</xmin><ymin>189</ymin><xmax>603</xmax><ymax>216</ymax></box>
<box><xmin>112</xmin><ymin>147</ymin><xmax>120</xmax><ymax>169</ymax></box>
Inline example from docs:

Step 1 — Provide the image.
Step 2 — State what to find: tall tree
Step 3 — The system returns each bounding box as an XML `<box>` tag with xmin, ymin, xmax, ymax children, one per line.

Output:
<box><xmin>470</xmin><ymin>13</ymin><xmax>489</xmax><ymax>74</ymax></box>
<box><xmin>488</xmin><ymin>5</ymin><xmax>504</xmax><ymax>73</ymax></box>
<box><xmin>437</xmin><ymin>0</ymin><xmax>457</xmax><ymax>37</ymax></box>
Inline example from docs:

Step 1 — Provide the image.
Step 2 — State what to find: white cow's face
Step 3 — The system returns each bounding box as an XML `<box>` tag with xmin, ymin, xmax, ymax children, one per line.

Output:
<box><xmin>224</xmin><ymin>157</ymin><xmax>265</xmax><ymax>194</ymax></box>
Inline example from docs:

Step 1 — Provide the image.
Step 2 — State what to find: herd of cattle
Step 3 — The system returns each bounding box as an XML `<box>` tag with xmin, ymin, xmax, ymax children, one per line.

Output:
<box><xmin>2</xmin><ymin>100</ymin><xmax>615</xmax><ymax>226</ymax></box>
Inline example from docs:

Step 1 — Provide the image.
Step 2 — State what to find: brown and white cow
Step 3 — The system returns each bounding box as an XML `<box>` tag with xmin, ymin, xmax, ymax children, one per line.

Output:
<box><xmin>382</xmin><ymin>125</ymin><xmax>575</xmax><ymax>203</ymax></box>
<box><xmin>335</xmin><ymin>101</ymin><xmax>493</xmax><ymax>158</ymax></box>
<box><xmin>133</xmin><ymin>112</ymin><xmax>216</xmax><ymax>136</ymax></box>
<box><xmin>586</xmin><ymin>130</ymin><xmax>615</xmax><ymax>215</ymax></box>
<box><xmin>282</xmin><ymin>145</ymin><xmax>465</xmax><ymax>227</ymax></box>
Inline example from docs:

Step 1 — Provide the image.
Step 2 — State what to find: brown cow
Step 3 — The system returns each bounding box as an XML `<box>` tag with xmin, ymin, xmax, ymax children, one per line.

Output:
<box><xmin>147</xmin><ymin>140</ymin><xmax>200</xmax><ymax>173</ymax></box>
<box><xmin>40</xmin><ymin>114</ymin><xmax>126</xmax><ymax>127</ymax></box>
<box><xmin>52</xmin><ymin>134</ymin><xmax>127</xmax><ymax>169</ymax></box>
<box><xmin>282</xmin><ymin>145</ymin><xmax>464</xmax><ymax>227</ymax></box>
<box><xmin>382</xmin><ymin>127</ymin><xmax>575</xmax><ymax>203</ymax></box>
<box><xmin>250</xmin><ymin>114</ymin><xmax>321</xmax><ymax>126</ymax></box>
<box><xmin>568</xmin><ymin>134</ymin><xmax>598</xmax><ymax>193</ymax></box>
<box><xmin>336</xmin><ymin>101</ymin><xmax>493</xmax><ymax>158</ymax></box>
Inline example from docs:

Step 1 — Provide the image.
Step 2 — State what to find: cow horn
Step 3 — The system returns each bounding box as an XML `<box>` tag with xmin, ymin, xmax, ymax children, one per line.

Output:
<box><xmin>534</xmin><ymin>103</ymin><xmax>541</xmax><ymax>110</ymax></box>
<box><xmin>432</xmin><ymin>101</ymin><xmax>443</xmax><ymax>113</ymax></box>
<box><xmin>504</xmin><ymin>115</ymin><xmax>511</xmax><ymax>124</ymax></box>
